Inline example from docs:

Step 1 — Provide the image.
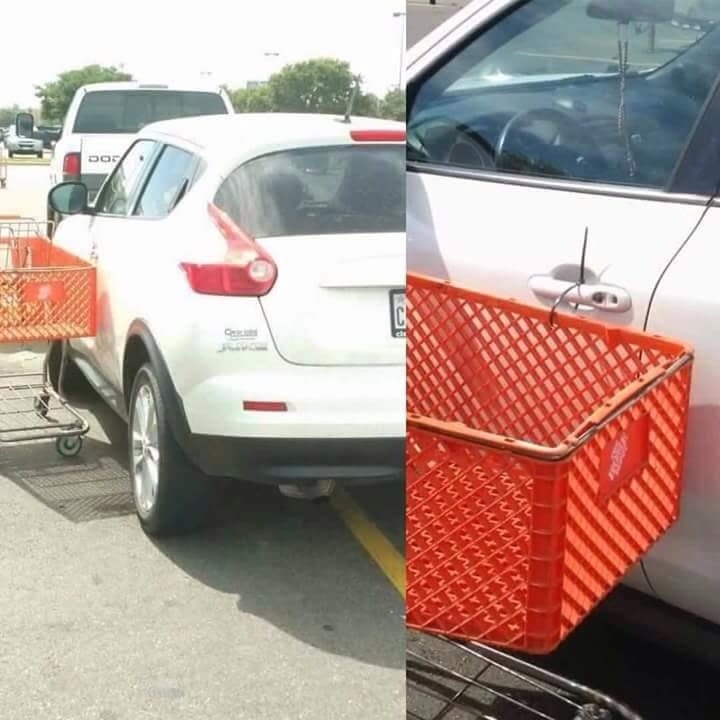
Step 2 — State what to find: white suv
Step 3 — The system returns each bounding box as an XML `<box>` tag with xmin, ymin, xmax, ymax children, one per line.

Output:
<box><xmin>47</xmin><ymin>113</ymin><xmax>405</xmax><ymax>536</ymax></box>
<box><xmin>49</xmin><ymin>81</ymin><xmax>234</xmax><ymax>216</ymax></box>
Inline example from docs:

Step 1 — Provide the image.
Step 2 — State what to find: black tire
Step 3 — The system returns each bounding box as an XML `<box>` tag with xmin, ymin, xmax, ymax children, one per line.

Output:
<box><xmin>128</xmin><ymin>363</ymin><xmax>210</xmax><ymax>536</ymax></box>
<box><xmin>7</xmin><ymin>151</ymin><xmax>13</xmax><ymax>158</ymax></box>
<box><xmin>36</xmin><ymin>152</ymin><xmax>43</xmax><ymax>159</ymax></box>
<box><xmin>46</xmin><ymin>341</ymin><xmax>87</xmax><ymax>397</ymax></box>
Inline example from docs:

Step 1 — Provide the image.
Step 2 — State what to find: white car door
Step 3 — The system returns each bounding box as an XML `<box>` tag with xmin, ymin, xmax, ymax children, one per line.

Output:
<box><xmin>407</xmin><ymin>0</ymin><xmax>720</xmax><ymax>621</ymax></box>
<box><xmin>89</xmin><ymin>142</ymin><xmax>200</xmax><ymax>394</ymax></box>
<box><xmin>55</xmin><ymin>139</ymin><xmax>159</xmax><ymax>397</ymax></box>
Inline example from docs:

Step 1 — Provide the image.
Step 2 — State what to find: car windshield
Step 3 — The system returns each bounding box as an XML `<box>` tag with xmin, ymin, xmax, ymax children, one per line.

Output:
<box><xmin>73</xmin><ymin>90</ymin><xmax>227</xmax><ymax>134</ymax></box>
<box><xmin>409</xmin><ymin>0</ymin><xmax>720</xmax><ymax>189</ymax></box>
<box><xmin>215</xmin><ymin>145</ymin><xmax>406</xmax><ymax>237</ymax></box>
<box><xmin>423</xmin><ymin>0</ymin><xmax>720</xmax><ymax>96</ymax></box>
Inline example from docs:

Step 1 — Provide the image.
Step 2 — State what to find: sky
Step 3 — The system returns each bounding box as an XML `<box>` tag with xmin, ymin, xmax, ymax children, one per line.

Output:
<box><xmin>0</xmin><ymin>0</ymin><xmax>406</xmax><ymax>109</ymax></box>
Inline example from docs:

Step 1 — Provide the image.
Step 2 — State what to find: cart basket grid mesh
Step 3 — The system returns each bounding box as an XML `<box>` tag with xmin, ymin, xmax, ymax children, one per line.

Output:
<box><xmin>0</xmin><ymin>226</ymin><xmax>96</xmax><ymax>343</ymax></box>
<box><xmin>406</xmin><ymin>274</ymin><xmax>693</xmax><ymax>653</ymax></box>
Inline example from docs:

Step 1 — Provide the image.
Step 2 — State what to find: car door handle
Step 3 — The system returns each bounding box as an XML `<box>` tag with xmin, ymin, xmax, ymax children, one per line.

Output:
<box><xmin>529</xmin><ymin>275</ymin><xmax>632</xmax><ymax>313</ymax></box>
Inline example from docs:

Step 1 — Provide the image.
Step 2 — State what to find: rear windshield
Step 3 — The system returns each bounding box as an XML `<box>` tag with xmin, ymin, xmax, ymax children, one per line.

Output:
<box><xmin>73</xmin><ymin>90</ymin><xmax>228</xmax><ymax>134</ymax></box>
<box><xmin>214</xmin><ymin>145</ymin><xmax>405</xmax><ymax>237</ymax></box>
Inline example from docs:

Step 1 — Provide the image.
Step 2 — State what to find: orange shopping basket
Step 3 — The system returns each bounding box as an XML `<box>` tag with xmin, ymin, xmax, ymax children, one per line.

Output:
<box><xmin>0</xmin><ymin>222</ymin><xmax>96</xmax><ymax>343</ymax></box>
<box><xmin>406</xmin><ymin>273</ymin><xmax>693</xmax><ymax>654</ymax></box>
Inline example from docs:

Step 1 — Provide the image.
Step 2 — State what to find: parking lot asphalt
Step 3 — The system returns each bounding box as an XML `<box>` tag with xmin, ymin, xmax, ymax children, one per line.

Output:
<box><xmin>0</xmin><ymin>164</ymin><xmax>405</xmax><ymax>719</ymax></box>
<box><xmin>0</xmin><ymin>355</ymin><xmax>404</xmax><ymax>720</ymax></box>
<box><xmin>0</xmin><ymin>161</ymin><xmax>50</xmax><ymax>218</ymax></box>
<box><xmin>407</xmin><ymin>1</ymin><xmax>473</xmax><ymax>48</ymax></box>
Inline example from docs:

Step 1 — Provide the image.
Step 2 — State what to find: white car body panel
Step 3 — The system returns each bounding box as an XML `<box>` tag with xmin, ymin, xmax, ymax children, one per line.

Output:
<box><xmin>407</xmin><ymin>0</ymin><xmax>720</xmax><ymax>625</ymax></box>
<box><xmin>49</xmin><ymin>81</ymin><xmax>234</xmax><ymax>192</ymax></box>
<box><xmin>51</xmin><ymin>114</ymin><xmax>405</xmax><ymax>465</ymax></box>
<box><xmin>79</xmin><ymin>135</ymin><xmax>129</xmax><ymax>178</ymax></box>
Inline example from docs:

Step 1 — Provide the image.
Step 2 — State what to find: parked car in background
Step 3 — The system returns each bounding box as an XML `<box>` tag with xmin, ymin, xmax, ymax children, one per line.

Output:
<box><xmin>48</xmin><ymin>81</ymin><xmax>235</xmax><ymax>225</ymax></box>
<box><xmin>35</xmin><ymin>124</ymin><xmax>62</xmax><ymax>150</ymax></box>
<box><xmin>3</xmin><ymin>127</ymin><xmax>43</xmax><ymax>158</ymax></box>
<box><xmin>407</xmin><ymin>0</ymin><xmax>720</xmax><ymax>633</ymax></box>
<box><xmin>46</xmin><ymin>113</ymin><xmax>406</xmax><ymax>537</ymax></box>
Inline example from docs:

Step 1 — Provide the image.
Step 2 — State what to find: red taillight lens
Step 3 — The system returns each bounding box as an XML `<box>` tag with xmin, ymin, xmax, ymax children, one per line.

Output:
<box><xmin>62</xmin><ymin>152</ymin><xmax>81</xmax><ymax>177</ymax></box>
<box><xmin>180</xmin><ymin>204</ymin><xmax>277</xmax><ymax>296</ymax></box>
<box><xmin>350</xmin><ymin>129</ymin><xmax>406</xmax><ymax>142</ymax></box>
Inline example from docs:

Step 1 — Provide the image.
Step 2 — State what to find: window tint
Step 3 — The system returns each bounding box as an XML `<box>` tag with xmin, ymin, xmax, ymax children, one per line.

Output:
<box><xmin>73</xmin><ymin>91</ymin><xmax>228</xmax><ymax>134</ymax></box>
<box><xmin>95</xmin><ymin>140</ymin><xmax>155</xmax><ymax>215</ymax></box>
<box><xmin>408</xmin><ymin>0</ymin><xmax>720</xmax><ymax>189</ymax></box>
<box><xmin>134</xmin><ymin>145</ymin><xmax>196</xmax><ymax>218</ymax></box>
<box><xmin>214</xmin><ymin>145</ymin><xmax>405</xmax><ymax>237</ymax></box>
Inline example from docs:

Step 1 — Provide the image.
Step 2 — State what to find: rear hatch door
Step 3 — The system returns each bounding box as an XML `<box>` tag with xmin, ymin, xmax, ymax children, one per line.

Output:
<box><xmin>217</xmin><ymin>141</ymin><xmax>406</xmax><ymax>366</ymax></box>
<box><xmin>260</xmin><ymin>233</ymin><xmax>405</xmax><ymax>365</ymax></box>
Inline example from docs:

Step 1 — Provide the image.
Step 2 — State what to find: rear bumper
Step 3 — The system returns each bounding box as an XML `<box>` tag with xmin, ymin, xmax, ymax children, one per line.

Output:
<box><xmin>184</xmin><ymin>434</ymin><xmax>404</xmax><ymax>484</ymax></box>
<box><xmin>7</xmin><ymin>146</ymin><xmax>42</xmax><ymax>154</ymax></box>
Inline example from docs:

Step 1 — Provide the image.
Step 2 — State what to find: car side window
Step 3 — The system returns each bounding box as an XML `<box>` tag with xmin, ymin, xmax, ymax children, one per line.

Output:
<box><xmin>94</xmin><ymin>139</ymin><xmax>156</xmax><ymax>215</ymax></box>
<box><xmin>408</xmin><ymin>0</ymin><xmax>720</xmax><ymax>190</ymax></box>
<box><xmin>133</xmin><ymin>145</ymin><xmax>196</xmax><ymax>218</ymax></box>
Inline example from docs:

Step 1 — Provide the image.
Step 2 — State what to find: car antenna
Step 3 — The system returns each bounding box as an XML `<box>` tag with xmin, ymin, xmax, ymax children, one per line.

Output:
<box><xmin>340</xmin><ymin>75</ymin><xmax>361</xmax><ymax>124</ymax></box>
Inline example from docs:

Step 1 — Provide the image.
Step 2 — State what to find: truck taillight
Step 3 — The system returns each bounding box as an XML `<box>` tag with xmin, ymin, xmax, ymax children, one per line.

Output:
<box><xmin>180</xmin><ymin>204</ymin><xmax>278</xmax><ymax>297</ymax></box>
<box><xmin>62</xmin><ymin>152</ymin><xmax>81</xmax><ymax>178</ymax></box>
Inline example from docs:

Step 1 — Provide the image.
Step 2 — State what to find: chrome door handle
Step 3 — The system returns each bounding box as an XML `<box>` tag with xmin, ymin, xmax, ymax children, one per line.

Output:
<box><xmin>529</xmin><ymin>275</ymin><xmax>632</xmax><ymax>313</ymax></box>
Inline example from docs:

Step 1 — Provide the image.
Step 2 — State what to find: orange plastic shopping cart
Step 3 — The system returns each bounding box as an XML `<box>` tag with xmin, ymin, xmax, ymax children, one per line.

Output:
<box><xmin>0</xmin><ymin>218</ymin><xmax>96</xmax><ymax>456</ymax></box>
<box><xmin>406</xmin><ymin>273</ymin><xmax>693</xmax><ymax>655</ymax></box>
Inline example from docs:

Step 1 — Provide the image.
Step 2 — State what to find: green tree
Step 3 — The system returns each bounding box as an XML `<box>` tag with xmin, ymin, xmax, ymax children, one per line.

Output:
<box><xmin>379</xmin><ymin>88</ymin><xmax>406</xmax><ymax>122</ymax></box>
<box><xmin>354</xmin><ymin>92</ymin><xmax>380</xmax><ymax>117</ymax></box>
<box><xmin>35</xmin><ymin>65</ymin><xmax>133</xmax><ymax>122</ymax></box>
<box><xmin>230</xmin><ymin>58</ymin><xmax>385</xmax><ymax>118</ymax></box>
<box><xmin>267</xmin><ymin>58</ymin><xmax>363</xmax><ymax>114</ymax></box>
<box><xmin>230</xmin><ymin>84</ymin><xmax>275</xmax><ymax>112</ymax></box>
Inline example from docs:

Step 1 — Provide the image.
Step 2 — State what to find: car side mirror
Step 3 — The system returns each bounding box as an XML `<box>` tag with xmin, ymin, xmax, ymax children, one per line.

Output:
<box><xmin>49</xmin><ymin>182</ymin><xmax>89</xmax><ymax>215</ymax></box>
<box><xmin>15</xmin><ymin>112</ymin><xmax>34</xmax><ymax>138</ymax></box>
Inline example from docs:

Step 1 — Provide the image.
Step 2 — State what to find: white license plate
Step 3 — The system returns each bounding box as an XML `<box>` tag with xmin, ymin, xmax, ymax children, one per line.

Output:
<box><xmin>390</xmin><ymin>289</ymin><xmax>405</xmax><ymax>339</ymax></box>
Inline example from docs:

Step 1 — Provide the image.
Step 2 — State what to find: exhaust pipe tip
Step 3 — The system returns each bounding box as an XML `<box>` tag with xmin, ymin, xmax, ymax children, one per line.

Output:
<box><xmin>278</xmin><ymin>479</ymin><xmax>336</xmax><ymax>501</ymax></box>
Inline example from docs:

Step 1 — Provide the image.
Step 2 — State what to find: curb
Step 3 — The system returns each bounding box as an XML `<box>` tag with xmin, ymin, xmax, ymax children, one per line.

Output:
<box><xmin>0</xmin><ymin>159</ymin><xmax>51</xmax><ymax>166</ymax></box>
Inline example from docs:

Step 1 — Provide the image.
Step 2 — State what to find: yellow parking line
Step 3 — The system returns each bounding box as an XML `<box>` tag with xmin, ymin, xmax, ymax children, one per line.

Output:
<box><xmin>331</xmin><ymin>487</ymin><xmax>405</xmax><ymax>598</ymax></box>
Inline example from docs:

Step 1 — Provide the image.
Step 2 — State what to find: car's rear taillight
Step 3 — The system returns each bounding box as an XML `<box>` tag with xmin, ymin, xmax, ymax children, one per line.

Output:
<box><xmin>350</xmin><ymin>129</ymin><xmax>406</xmax><ymax>142</ymax></box>
<box><xmin>180</xmin><ymin>204</ymin><xmax>278</xmax><ymax>297</ymax></box>
<box><xmin>62</xmin><ymin>152</ymin><xmax>81</xmax><ymax>178</ymax></box>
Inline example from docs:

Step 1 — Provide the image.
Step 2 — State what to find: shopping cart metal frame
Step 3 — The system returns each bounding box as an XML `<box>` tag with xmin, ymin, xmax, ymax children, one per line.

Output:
<box><xmin>0</xmin><ymin>218</ymin><xmax>93</xmax><ymax>457</ymax></box>
<box><xmin>407</xmin><ymin>632</ymin><xmax>643</xmax><ymax>720</ymax></box>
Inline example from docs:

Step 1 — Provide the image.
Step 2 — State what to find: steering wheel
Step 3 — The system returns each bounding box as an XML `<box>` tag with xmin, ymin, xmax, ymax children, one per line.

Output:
<box><xmin>414</xmin><ymin>121</ymin><xmax>495</xmax><ymax>169</ymax></box>
<box><xmin>444</xmin><ymin>126</ymin><xmax>495</xmax><ymax>168</ymax></box>
<box><xmin>495</xmin><ymin>108</ymin><xmax>605</xmax><ymax>176</ymax></box>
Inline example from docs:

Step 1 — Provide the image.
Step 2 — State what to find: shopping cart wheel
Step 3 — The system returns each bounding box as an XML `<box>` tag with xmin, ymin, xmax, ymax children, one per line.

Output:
<box><xmin>56</xmin><ymin>435</ymin><xmax>82</xmax><ymax>458</ymax></box>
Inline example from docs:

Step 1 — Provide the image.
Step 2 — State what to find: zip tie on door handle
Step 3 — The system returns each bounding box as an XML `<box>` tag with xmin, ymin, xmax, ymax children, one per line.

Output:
<box><xmin>548</xmin><ymin>226</ymin><xmax>589</xmax><ymax>327</ymax></box>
